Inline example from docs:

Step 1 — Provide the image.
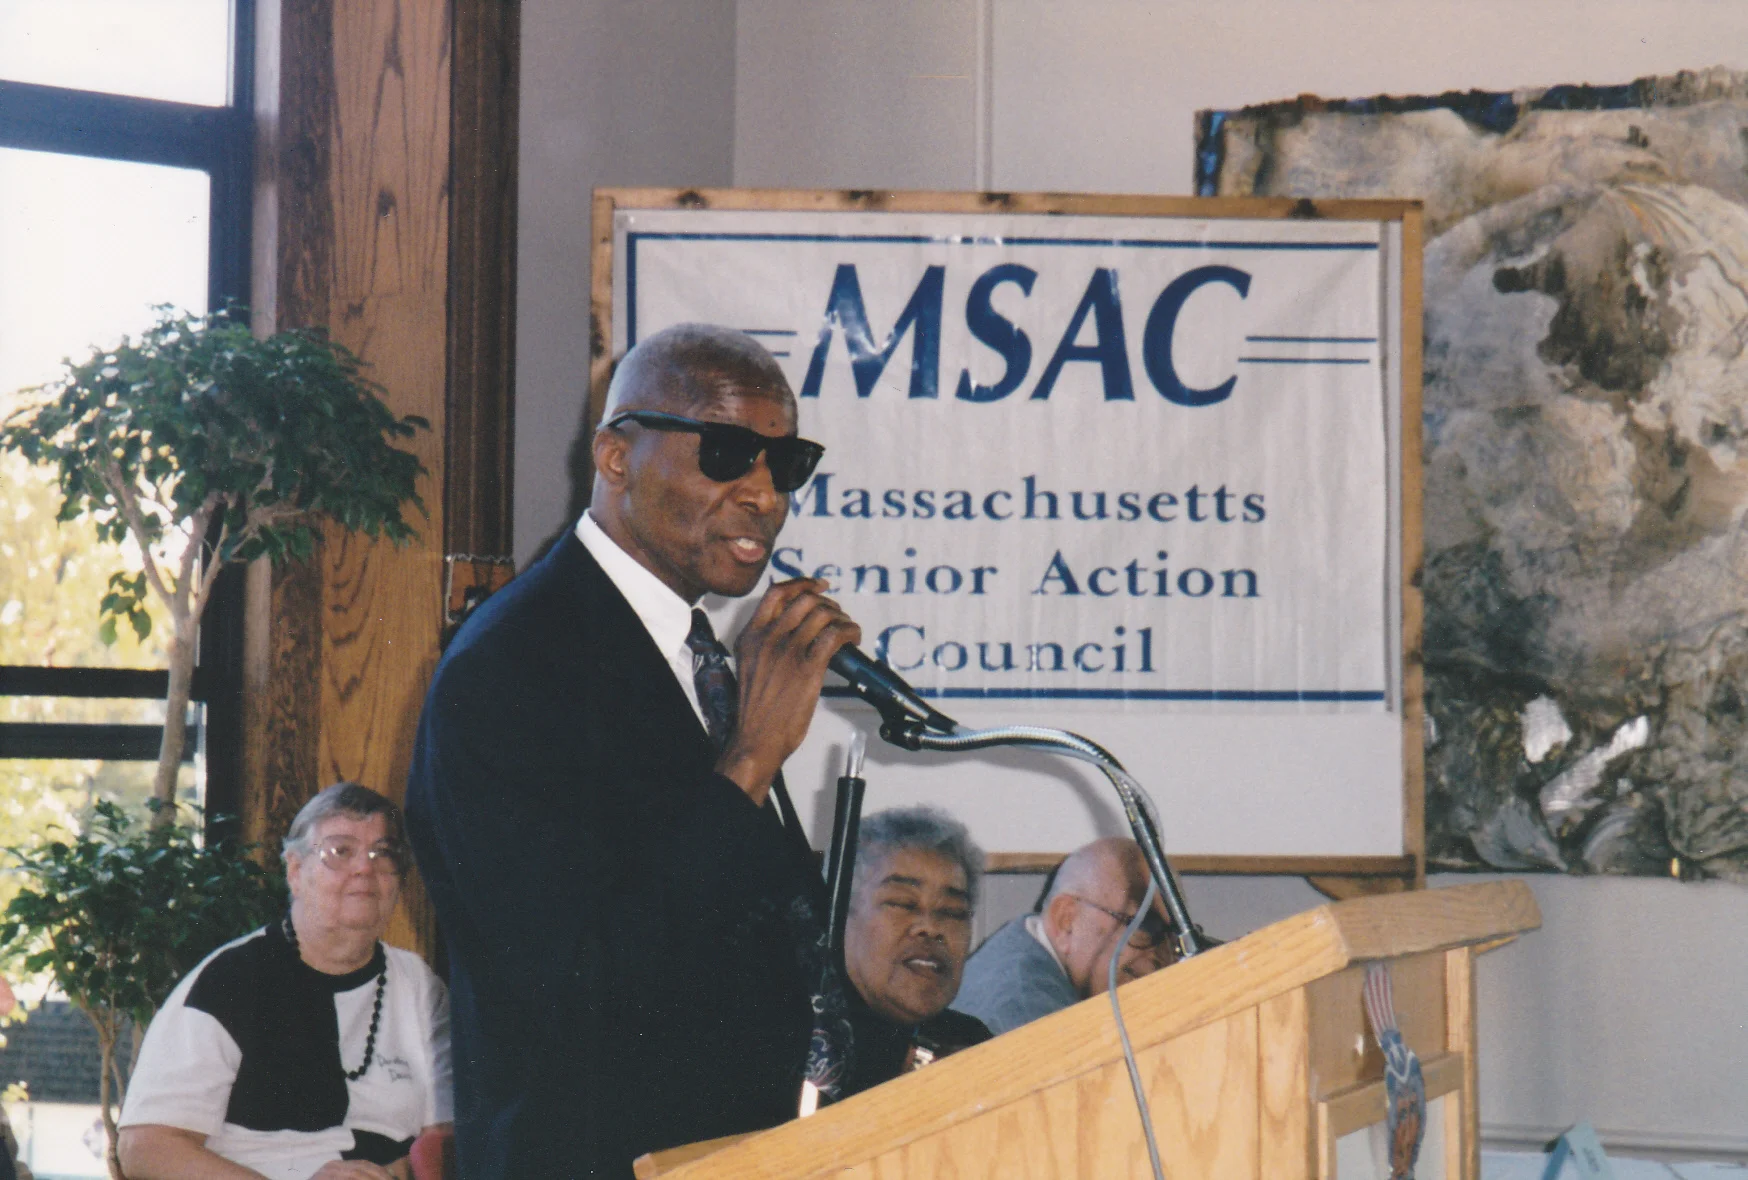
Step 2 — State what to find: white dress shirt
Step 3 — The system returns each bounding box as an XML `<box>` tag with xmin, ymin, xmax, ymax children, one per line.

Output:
<box><xmin>575</xmin><ymin>512</ymin><xmax>708</xmax><ymax>730</ymax></box>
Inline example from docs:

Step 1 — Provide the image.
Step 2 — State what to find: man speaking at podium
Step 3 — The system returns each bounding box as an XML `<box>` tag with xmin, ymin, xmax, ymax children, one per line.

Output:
<box><xmin>406</xmin><ymin>324</ymin><xmax>860</xmax><ymax>1179</ymax></box>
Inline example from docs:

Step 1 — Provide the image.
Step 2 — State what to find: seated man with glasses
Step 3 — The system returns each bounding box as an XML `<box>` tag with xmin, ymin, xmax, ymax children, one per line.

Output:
<box><xmin>119</xmin><ymin>782</ymin><xmax>453</xmax><ymax>1180</ymax></box>
<box><xmin>949</xmin><ymin>836</ymin><xmax>1177</xmax><ymax>1037</ymax></box>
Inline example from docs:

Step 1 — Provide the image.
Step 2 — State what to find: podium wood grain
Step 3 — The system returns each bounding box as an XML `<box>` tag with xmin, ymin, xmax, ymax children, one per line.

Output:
<box><xmin>1259</xmin><ymin>987</ymin><xmax>1314</xmax><ymax>1180</ymax></box>
<box><xmin>635</xmin><ymin>880</ymin><xmax>1538</xmax><ymax>1180</ymax></box>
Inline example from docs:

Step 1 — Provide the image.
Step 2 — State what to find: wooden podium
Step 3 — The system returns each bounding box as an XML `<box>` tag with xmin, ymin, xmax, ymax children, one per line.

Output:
<box><xmin>636</xmin><ymin>880</ymin><xmax>1539</xmax><ymax>1180</ymax></box>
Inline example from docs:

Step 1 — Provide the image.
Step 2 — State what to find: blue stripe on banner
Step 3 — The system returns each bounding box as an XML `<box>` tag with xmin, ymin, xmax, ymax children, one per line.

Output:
<box><xmin>1238</xmin><ymin>357</ymin><xmax>1372</xmax><ymax>365</ymax></box>
<box><xmin>623</xmin><ymin>230</ymin><xmax>1378</xmax><ymax>344</ymax></box>
<box><xmin>1244</xmin><ymin>335</ymin><xmax>1378</xmax><ymax>344</ymax></box>
<box><xmin>742</xmin><ymin>328</ymin><xmax>799</xmax><ymax>336</ymax></box>
<box><xmin>821</xmin><ymin>686</ymin><xmax>1387</xmax><ymax>703</ymax></box>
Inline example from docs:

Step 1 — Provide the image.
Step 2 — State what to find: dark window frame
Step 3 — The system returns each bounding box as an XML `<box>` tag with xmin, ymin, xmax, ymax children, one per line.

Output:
<box><xmin>0</xmin><ymin>0</ymin><xmax>256</xmax><ymax>826</ymax></box>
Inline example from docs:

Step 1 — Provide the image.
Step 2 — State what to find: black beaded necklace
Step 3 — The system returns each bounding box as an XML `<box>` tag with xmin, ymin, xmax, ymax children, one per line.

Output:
<box><xmin>283</xmin><ymin>913</ymin><xmax>387</xmax><ymax>1082</ymax></box>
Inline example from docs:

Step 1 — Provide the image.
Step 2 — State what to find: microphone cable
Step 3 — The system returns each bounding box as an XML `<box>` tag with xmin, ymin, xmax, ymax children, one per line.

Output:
<box><xmin>898</xmin><ymin>722</ymin><xmax>1175</xmax><ymax>1179</ymax></box>
<box><xmin>1109</xmin><ymin>877</ymin><xmax>1168</xmax><ymax>1180</ymax></box>
<box><xmin>1027</xmin><ymin>741</ymin><xmax>1175</xmax><ymax>1179</ymax></box>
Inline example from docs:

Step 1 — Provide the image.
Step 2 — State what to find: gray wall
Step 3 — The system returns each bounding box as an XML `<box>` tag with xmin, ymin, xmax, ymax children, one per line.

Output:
<box><xmin>515</xmin><ymin>0</ymin><xmax>737</xmax><ymax>566</ymax></box>
<box><xmin>516</xmin><ymin>0</ymin><xmax>1748</xmax><ymax>1157</ymax></box>
<box><xmin>735</xmin><ymin>0</ymin><xmax>984</xmax><ymax>191</ymax></box>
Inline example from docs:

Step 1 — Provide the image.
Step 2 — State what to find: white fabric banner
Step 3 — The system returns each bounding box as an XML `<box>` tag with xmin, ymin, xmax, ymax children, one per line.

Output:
<box><xmin>615</xmin><ymin>209</ymin><xmax>1389</xmax><ymax>711</ymax></box>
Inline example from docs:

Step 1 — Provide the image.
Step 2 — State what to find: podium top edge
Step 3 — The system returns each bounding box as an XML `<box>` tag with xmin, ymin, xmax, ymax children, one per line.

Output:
<box><xmin>1322</xmin><ymin>878</ymin><xmax>1542</xmax><ymax>963</ymax></box>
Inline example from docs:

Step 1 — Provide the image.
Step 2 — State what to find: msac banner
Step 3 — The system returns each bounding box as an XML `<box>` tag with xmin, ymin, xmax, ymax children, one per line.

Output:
<box><xmin>615</xmin><ymin>209</ymin><xmax>1391</xmax><ymax>711</ymax></box>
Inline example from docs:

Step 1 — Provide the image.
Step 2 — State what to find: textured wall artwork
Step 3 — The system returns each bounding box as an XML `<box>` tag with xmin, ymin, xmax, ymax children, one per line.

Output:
<box><xmin>1199</xmin><ymin>68</ymin><xmax>1748</xmax><ymax>878</ymax></box>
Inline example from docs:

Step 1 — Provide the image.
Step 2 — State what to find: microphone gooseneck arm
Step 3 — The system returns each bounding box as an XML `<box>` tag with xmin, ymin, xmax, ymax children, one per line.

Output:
<box><xmin>830</xmin><ymin>647</ymin><xmax>1209</xmax><ymax>959</ymax></box>
<box><xmin>828</xmin><ymin>651</ymin><xmax>1195</xmax><ymax>1180</ymax></box>
<box><xmin>896</xmin><ymin>723</ymin><xmax>1208</xmax><ymax>959</ymax></box>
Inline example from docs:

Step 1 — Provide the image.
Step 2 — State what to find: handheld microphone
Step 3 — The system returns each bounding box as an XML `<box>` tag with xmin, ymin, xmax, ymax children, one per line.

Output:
<box><xmin>828</xmin><ymin>645</ymin><xmax>958</xmax><ymax>735</ymax></box>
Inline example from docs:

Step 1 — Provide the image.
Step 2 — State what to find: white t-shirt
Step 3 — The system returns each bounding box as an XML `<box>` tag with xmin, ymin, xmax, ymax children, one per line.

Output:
<box><xmin>120</xmin><ymin>924</ymin><xmax>452</xmax><ymax>1180</ymax></box>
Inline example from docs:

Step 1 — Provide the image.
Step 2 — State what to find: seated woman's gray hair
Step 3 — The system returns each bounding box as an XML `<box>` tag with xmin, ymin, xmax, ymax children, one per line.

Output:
<box><xmin>281</xmin><ymin>780</ymin><xmax>408</xmax><ymax>860</ymax></box>
<box><xmin>854</xmin><ymin>805</ymin><xmax>984</xmax><ymax>909</ymax></box>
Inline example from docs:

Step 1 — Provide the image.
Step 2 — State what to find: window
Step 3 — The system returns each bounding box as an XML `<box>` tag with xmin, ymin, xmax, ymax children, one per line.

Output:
<box><xmin>0</xmin><ymin>3</ymin><xmax>253</xmax><ymax>833</ymax></box>
<box><xmin>0</xmin><ymin>0</ymin><xmax>232</xmax><ymax>105</ymax></box>
<box><xmin>0</xmin><ymin>8</ymin><xmax>257</xmax><ymax>1171</ymax></box>
<box><xmin>0</xmin><ymin>13</ymin><xmax>255</xmax><ymax>1168</ymax></box>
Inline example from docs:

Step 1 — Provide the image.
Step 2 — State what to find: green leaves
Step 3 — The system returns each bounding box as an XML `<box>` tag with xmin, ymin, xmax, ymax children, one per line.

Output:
<box><xmin>0</xmin><ymin>801</ymin><xmax>287</xmax><ymax>1028</ymax></box>
<box><xmin>97</xmin><ymin>571</ymin><xmax>151</xmax><ymax>646</ymax></box>
<box><xmin>0</xmin><ymin>304</ymin><xmax>430</xmax><ymax>579</ymax></box>
<box><xmin>2</xmin><ymin>306</ymin><xmax>432</xmax><ymax>818</ymax></box>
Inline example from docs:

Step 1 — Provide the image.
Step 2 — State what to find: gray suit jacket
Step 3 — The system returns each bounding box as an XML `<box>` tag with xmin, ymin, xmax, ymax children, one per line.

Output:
<box><xmin>949</xmin><ymin>916</ymin><xmax>1080</xmax><ymax>1035</ymax></box>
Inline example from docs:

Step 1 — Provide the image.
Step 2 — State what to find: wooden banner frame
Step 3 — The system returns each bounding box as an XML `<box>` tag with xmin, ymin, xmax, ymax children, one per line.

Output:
<box><xmin>589</xmin><ymin>187</ymin><xmax>1425</xmax><ymax>894</ymax></box>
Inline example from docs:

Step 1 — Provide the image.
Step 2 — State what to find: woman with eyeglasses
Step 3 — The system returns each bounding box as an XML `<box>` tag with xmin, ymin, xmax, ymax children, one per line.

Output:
<box><xmin>119</xmin><ymin>783</ymin><xmax>453</xmax><ymax>1180</ymax></box>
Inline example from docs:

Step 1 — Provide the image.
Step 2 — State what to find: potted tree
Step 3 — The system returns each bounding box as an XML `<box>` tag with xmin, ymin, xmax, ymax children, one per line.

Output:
<box><xmin>0</xmin><ymin>306</ymin><xmax>428</xmax><ymax>819</ymax></box>
<box><xmin>0</xmin><ymin>802</ymin><xmax>288</xmax><ymax>1180</ymax></box>
<box><xmin>0</xmin><ymin>307</ymin><xmax>428</xmax><ymax>1176</ymax></box>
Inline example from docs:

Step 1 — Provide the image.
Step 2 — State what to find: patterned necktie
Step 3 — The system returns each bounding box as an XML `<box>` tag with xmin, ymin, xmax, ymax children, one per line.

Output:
<box><xmin>685</xmin><ymin>611</ymin><xmax>851</xmax><ymax>1100</ymax></box>
<box><xmin>686</xmin><ymin>609</ymin><xmax>739</xmax><ymax>751</ymax></box>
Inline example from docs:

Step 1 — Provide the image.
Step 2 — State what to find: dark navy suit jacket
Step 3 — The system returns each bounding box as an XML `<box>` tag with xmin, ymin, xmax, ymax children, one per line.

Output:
<box><xmin>405</xmin><ymin>533</ymin><xmax>823</xmax><ymax>1179</ymax></box>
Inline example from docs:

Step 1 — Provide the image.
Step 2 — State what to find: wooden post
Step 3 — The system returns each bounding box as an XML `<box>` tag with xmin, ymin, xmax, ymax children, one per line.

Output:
<box><xmin>1444</xmin><ymin>946</ymin><xmax>1480</xmax><ymax>1180</ymax></box>
<box><xmin>244</xmin><ymin>0</ymin><xmax>518</xmax><ymax>960</ymax></box>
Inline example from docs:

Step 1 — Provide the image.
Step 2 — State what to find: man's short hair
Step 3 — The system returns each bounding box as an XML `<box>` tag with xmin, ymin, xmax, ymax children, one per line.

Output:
<box><xmin>282</xmin><ymin>781</ymin><xmax>406</xmax><ymax>861</ymax></box>
<box><xmin>853</xmin><ymin>806</ymin><xmax>984</xmax><ymax>910</ymax></box>
<box><xmin>602</xmin><ymin>323</ymin><xmax>791</xmax><ymax>417</ymax></box>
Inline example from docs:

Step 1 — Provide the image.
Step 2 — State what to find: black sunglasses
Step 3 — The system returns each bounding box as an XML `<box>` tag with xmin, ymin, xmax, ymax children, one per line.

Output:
<box><xmin>603</xmin><ymin>410</ymin><xmax>825</xmax><ymax>493</ymax></box>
